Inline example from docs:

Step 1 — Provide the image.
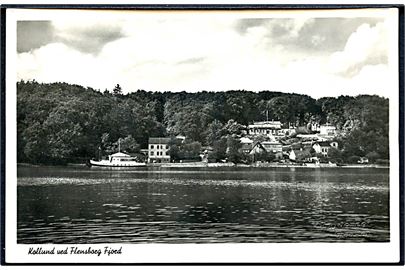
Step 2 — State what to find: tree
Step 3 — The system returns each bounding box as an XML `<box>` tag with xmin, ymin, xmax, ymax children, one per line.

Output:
<box><xmin>209</xmin><ymin>137</ymin><xmax>227</xmax><ymax>161</ymax></box>
<box><xmin>100</xmin><ymin>133</ymin><xmax>111</xmax><ymax>150</ymax></box>
<box><xmin>223</xmin><ymin>119</ymin><xmax>245</xmax><ymax>136</ymax></box>
<box><xmin>343</xmin><ymin>129</ymin><xmax>367</xmax><ymax>158</ymax></box>
<box><xmin>181</xmin><ymin>141</ymin><xmax>202</xmax><ymax>160</ymax></box>
<box><xmin>365</xmin><ymin>151</ymin><xmax>380</xmax><ymax>163</ymax></box>
<box><xmin>226</xmin><ymin>136</ymin><xmax>242</xmax><ymax>164</ymax></box>
<box><xmin>204</xmin><ymin>120</ymin><xmax>224</xmax><ymax>146</ymax></box>
<box><xmin>168</xmin><ymin>138</ymin><xmax>201</xmax><ymax>161</ymax></box>
<box><xmin>41</xmin><ymin>100</ymin><xmax>89</xmax><ymax>163</ymax></box>
<box><xmin>113</xmin><ymin>84</ymin><xmax>122</xmax><ymax>95</ymax></box>
<box><xmin>168</xmin><ymin>138</ymin><xmax>181</xmax><ymax>161</ymax></box>
<box><xmin>22</xmin><ymin>121</ymin><xmax>48</xmax><ymax>163</ymax></box>
<box><xmin>118</xmin><ymin>135</ymin><xmax>140</xmax><ymax>153</ymax></box>
<box><xmin>328</xmin><ymin>147</ymin><xmax>343</xmax><ymax>163</ymax></box>
<box><xmin>255</xmin><ymin>151</ymin><xmax>275</xmax><ymax>162</ymax></box>
<box><xmin>16</xmin><ymin>81</ymin><xmax>389</xmax><ymax>165</ymax></box>
<box><xmin>348</xmin><ymin>155</ymin><xmax>361</xmax><ymax>164</ymax></box>
<box><xmin>224</xmin><ymin>92</ymin><xmax>256</xmax><ymax>125</ymax></box>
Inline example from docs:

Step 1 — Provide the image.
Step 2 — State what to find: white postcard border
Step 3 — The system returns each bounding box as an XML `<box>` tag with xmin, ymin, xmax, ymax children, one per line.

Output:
<box><xmin>4</xmin><ymin>7</ymin><xmax>401</xmax><ymax>264</ymax></box>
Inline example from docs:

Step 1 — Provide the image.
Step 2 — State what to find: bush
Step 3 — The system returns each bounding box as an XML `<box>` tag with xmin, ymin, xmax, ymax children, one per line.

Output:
<box><xmin>331</xmin><ymin>158</ymin><xmax>344</xmax><ymax>164</ymax></box>
<box><xmin>347</xmin><ymin>155</ymin><xmax>360</xmax><ymax>164</ymax></box>
<box><xmin>376</xmin><ymin>159</ymin><xmax>389</xmax><ymax>165</ymax></box>
<box><xmin>365</xmin><ymin>151</ymin><xmax>380</xmax><ymax>163</ymax></box>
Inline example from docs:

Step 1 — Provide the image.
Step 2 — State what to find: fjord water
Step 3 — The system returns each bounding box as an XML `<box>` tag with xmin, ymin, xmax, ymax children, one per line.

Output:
<box><xmin>17</xmin><ymin>166</ymin><xmax>389</xmax><ymax>243</ymax></box>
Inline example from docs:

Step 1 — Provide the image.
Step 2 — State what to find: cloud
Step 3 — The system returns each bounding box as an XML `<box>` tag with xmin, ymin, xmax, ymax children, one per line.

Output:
<box><xmin>235</xmin><ymin>17</ymin><xmax>383</xmax><ymax>55</ymax></box>
<box><xmin>176</xmin><ymin>57</ymin><xmax>206</xmax><ymax>65</ymax></box>
<box><xmin>234</xmin><ymin>18</ymin><xmax>268</xmax><ymax>34</ymax></box>
<box><xmin>328</xmin><ymin>21</ymin><xmax>388</xmax><ymax>77</ymax></box>
<box><xmin>17</xmin><ymin>21</ymin><xmax>55</xmax><ymax>53</ymax></box>
<box><xmin>52</xmin><ymin>20</ymin><xmax>126</xmax><ymax>54</ymax></box>
<box><xmin>17</xmin><ymin>20</ymin><xmax>125</xmax><ymax>55</ymax></box>
<box><xmin>16</xmin><ymin>15</ymin><xmax>393</xmax><ymax>98</ymax></box>
<box><xmin>17</xmin><ymin>43</ymin><xmax>101</xmax><ymax>85</ymax></box>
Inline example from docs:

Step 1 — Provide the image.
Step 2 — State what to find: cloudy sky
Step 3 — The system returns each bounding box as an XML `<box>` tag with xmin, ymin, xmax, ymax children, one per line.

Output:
<box><xmin>16</xmin><ymin>10</ymin><xmax>396</xmax><ymax>98</ymax></box>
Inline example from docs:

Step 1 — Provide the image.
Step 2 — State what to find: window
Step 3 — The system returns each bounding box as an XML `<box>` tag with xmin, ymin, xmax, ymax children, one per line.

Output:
<box><xmin>150</xmin><ymin>151</ymin><xmax>154</xmax><ymax>156</ymax></box>
<box><xmin>166</xmin><ymin>145</ymin><xmax>169</xmax><ymax>149</ymax></box>
<box><xmin>150</xmin><ymin>145</ymin><xmax>154</xmax><ymax>149</ymax></box>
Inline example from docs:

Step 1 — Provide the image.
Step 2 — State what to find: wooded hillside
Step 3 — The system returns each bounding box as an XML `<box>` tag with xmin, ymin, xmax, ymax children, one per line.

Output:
<box><xmin>17</xmin><ymin>80</ymin><xmax>389</xmax><ymax>164</ymax></box>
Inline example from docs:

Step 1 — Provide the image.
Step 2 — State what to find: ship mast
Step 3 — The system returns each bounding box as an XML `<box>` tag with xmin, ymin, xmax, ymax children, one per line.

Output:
<box><xmin>118</xmin><ymin>138</ymin><xmax>121</xmax><ymax>153</ymax></box>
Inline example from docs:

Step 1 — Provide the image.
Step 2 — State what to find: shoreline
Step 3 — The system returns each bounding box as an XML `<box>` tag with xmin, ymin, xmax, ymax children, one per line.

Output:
<box><xmin>159</xmin><ymin>162</ymin><xmax>389</xmax><ymax>169</ymax></box>
<box><xmin>17</xmin><ymin>162</ymin><xmax>389</xmax><ymax>169</ymax></box>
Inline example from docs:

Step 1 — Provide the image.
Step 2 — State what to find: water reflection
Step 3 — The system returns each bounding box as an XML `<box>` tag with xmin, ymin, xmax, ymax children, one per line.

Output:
<box><xmin>18</xmin><ymin>166</ymin><xmax>389</xmax><ymax>243</ymax></box>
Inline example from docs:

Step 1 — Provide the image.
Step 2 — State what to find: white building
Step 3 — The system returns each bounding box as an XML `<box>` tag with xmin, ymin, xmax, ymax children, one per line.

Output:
<box><xmin>289</xmin><ymin>150</ymin><xmax>296</xmax><ymax>161</ymax></box>
<box><xmin>319</xmin><ymin>124</ymin><xmax>337</xmax><ymax>136</ymax></box>
<box><xmin>248</xmin><ymin>121</ymin><xmax>282</xmax><ymax>136</ymax></box>
<box><xmin>240</xmin><ymin>137</ymin><xmax>254</xmax><ymax>154</ymax></box>
<box><xmin>148</xmin><ymin>137</ymin><xmax>171</xmax><ymax>163</ymax></box>
<box><xmin>312</xmin><ymin>141</ymin><xmax>339</xmax><ymax>157</ymax></box>
<box><xmin>240</xmin><ymin>137</ymin><xmax>253</xmax><ymax>144</ymax></box>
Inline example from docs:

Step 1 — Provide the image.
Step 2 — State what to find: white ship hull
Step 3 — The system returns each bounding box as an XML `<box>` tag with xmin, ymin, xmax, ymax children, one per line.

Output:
<box><xmin>89</xmin><ymin>159</ymin><xmax>146</xmax><ymax>167</ymax></box>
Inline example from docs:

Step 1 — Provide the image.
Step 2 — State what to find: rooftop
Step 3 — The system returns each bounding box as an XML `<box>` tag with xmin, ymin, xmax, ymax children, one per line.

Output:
<box><xmin>241</xmin><ymin>144</ymin><xmax>253</xmax><ymax>150</ymax></box>
<box><xmin>314</xmin><ymin>141</ymin><xmax>333</xmax><ymax>147</ymax></box>
<box><xmin>148</xmin><ymin>137</ymin><xmax>172</xmax><ymax>144</ymax></box>
<box><xmin>261</xmin><ymin>141</ymin><xmax>282</xmax><ymax>145</ymax></box>
<box><xmin>252</xmin><ymin>121</ymin><xmax>281</xmax><ymax>125</ymax></box>
<box><xmin>240</xmin><ymin>137</ymin><xmax>253</xmax><ymax>144</ymax></box>
<box><xmin>248</xmin><ymin>121</ymin><xmax>282</xmax><ymax>129</ymax></box>
<box><xmin>110</xmin><ymin>152</ymin><xmax>130</xmax><ymax>157</ymax></box>
<box><xmin>320</xmin><ymin>124</ymin><xmax>336</xmax><ymax>128</ymax></box>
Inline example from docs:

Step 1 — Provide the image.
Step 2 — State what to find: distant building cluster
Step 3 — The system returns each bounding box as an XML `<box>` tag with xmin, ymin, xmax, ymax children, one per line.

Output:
<box><xmin>240</xmin><ymin>121</ymin><xmax>339</xmax><ymax>162</ymax></box>
<box><xmin>145</xmin><ymin>120</ymin><xmax>341</xmax><ymax>164</ymax></box>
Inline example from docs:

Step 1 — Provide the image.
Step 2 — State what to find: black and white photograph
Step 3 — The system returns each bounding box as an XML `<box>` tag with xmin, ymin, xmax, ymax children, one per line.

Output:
<box><xmin>3</xmin><ymin>6</ymin><xmax>402</xmax><ymax>264</ymax></box>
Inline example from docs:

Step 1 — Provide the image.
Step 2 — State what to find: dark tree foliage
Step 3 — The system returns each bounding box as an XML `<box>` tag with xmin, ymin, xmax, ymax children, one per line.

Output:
<box><xmin>338</xmin><ymin>95</ymin><xmax>389</xmax><ymax>161</ymax></box>
<box><xmin>226</xmin><ymin>136</ymin><xmax>243</xmax><ymax>164</ymax></box>
<box><xmin>17</xmin><ymin>80</ymin><xmax>389</xmax><ymax>164</ymax></box>
<box><xmin>112</xmin><ymin>84</ymin><xmax>122</xmax><ymax>95</ymax></box>
<box><xmin>17</xmin><ymin>81</ymin><xmax>164</xmax><ymax>164</ymax></box>
<box><xmin>168</xmin><ymin>138</ymin><xmax>202</xmax><ymax>161</ymax></box>
<box><xmin>208</xmin><ymin>137</ymin><xmax>228</xmax><ymax>162</ymax></box>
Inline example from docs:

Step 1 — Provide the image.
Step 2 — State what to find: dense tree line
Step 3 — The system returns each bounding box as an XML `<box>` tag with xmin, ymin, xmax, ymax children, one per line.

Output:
<box><xmin>17</xmin><ymin>80</ymin><xmax>389</xmax><ymax>164</ymax></box>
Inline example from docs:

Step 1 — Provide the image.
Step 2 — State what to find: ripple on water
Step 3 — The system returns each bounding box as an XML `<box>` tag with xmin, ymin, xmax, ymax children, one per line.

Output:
<box><xmin>18</xmin><ymin>176</ymin><xmax>389</xmax><ymax>193</ymax></box>
<box><xmin>17</xmin><ymin>167</ymin><xmax>389</xmax><ymax>244</ymax></box>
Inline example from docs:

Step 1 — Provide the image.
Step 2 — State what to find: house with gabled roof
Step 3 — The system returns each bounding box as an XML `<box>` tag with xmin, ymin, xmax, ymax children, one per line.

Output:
<box><xmin>312</xmin><ymin>141</ymin><xmax>339</xmax><ymax>157</ymax></box>
<box><xmin>261</xmin><ymin>141</ymin><xmax>283</xmax><ymax>153</ymax></box>
<box><xmin>249</xmin><ymin>142</ymin><xmax>267</xmax><ymax>155</ymax></box>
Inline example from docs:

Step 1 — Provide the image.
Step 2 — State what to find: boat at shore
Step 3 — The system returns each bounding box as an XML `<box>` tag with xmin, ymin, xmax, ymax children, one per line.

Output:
<box><xmin>89</xmin><ymin>152</ymin><xmax>146</xmax><ymax>167</ymax></box>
